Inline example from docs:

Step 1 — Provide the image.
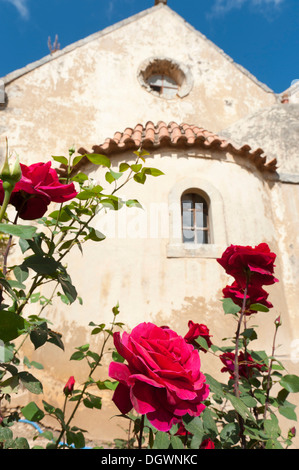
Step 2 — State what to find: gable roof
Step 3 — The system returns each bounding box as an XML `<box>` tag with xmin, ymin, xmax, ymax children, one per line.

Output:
<box><xmin>2</xmin><ymin>3</ymin><xmax>273</xmax><ymax>95</ymax></box>
<box><xmin>73</xmin><ymin>121</ymin><xmax>277</xmax><ymax>174</ymax></box>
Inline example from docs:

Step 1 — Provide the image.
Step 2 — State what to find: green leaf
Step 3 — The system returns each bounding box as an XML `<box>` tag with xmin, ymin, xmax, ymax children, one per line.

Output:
<box><xmin>52</xmin><ymin>156</ymin><xmax>69</xmax><ymax>166</ymax></box>
<box><xmin>170</xmin><ymin>435</ymin><xmax>185</xmax><ymax>449</ymax></box>
<box><xmin>226</xmin><ymin>393</ymin><xmax>255</xmax><ymax>421</ymax></box>
<box><xmin>143</xmin><ymin>167</ymin><xmax>164</xmax><ymax>176</ymax></box>
<box><xmin>83</xmin><ymin>394</ymin><xmax>102</xmax><ymax>410</ymax></box>
<box><xmin>280</xmin><ymin>375</ymin><xmax>299</xmax><ymax>393</ymax></box>
<box><xmin>19</xmin><ymin>238</ymin><xmax>30</xmax><ymax>253</ymax></box>
<box><xmin>201</xmin><ymin>408</ymin><xmax>218</xmax><ymax>434</ymax></box>
<box><xmin>23</xmin><ymin>356</ymin><xmax>44</xmax><ymax>370</ymax></box>
<box><xmin>72</xmin><ymin>155</ymin><xmax>85</xmax><ymax>167</ymax></box>
<box><xmin>70</xmin><ymin>350</ymin><xmax>85</xmax><ymax>361</ymax></box>
<box><xmin>220</xmin><ymin>422</ymin><xmax>240</xmax><ymax>445</ymax></box>
<box><xmin>42</xmin><ymin>401</ymin><xmax>56</xmax><ymax>414</ymax></box>
<box><xmin>0</xmin><ymin>427</ymin><xmax>13</xmax><ymax>442</ymax></box>
<box><xmin>133</xmin><ymin>172</ymin><xmax>146</xmax><ymax>184</ymax></box>
<box><xmin>241</xmin><ymin>328</ymin><xmax>257</xmax><ymax>341</ymax></box>
<box><xmin>220</xmin><ymin>298</ymin><xmax>240</xmax><ymax>315</ymax></box>
<box><xmin>249</xmin><ymin>303</ymin><xmax>270</xmax><ymax>312</ymax></box>
<box><xmin>22</xmin><ymin>401</ymin><xmax>45</xmax><ymax>422</ymax></box>
<box><xmin>30</xmin><ymin>323</ymin><xmax>48</xmax><ymax>350</ymax></box>
<box><xmin>195</xmin><ymin>335</ymin><xmax>209</xmax><ymax>351</ymax></box>
<box><xmin>105</xmin><ymin>169</ymin><xmax>123</xmax><ymax>183</ymax></box>
<box><xmin>84</xmin><ymin>227</ymin><xmax>106</xmax><ymax>242</ymax></box>
<box><xmin>13</xmin><ymin>265</ymin><xmax>29</xmax><ymax>284</ymax></box>
<box><xmin>0</xmin><ymin>374</ymin><xmax>20</xmax><ymax>394</ymax></box>
<box><xmin>0</xmin><ymin>311</ymin><xmax>26</xmax><ymax>342</ymax></box>
<box><xmin>133</xmin><ymin>148</ymin><xmax>150</xmax><ymax>158</ymax></box>
<box><xmin>125</xmin><ymin>199</ymin><xmax>143</xmax><ymax>208</ymax></box>
<box><xmin>153</xmin><ymin>431</ymin><xmax>170</xmax><ymax>449</ymax></box>
<box><xmin>48</xmin><ymin>208</ymin><xmax>72</xmax><ymax>222</ymax></box>
<box><xmin>58</xmin><ymin>275</ymin><xmax>77</xmax><ymax>304</ymax></box>
<box><xmin>0</xmin><ymin>223</ymin><xmax>37</xmax><ymax>239</ymax></box>
<box><xmin>182</xmin><ymin>415</ymin><xmax>205</xmax><ymax>441</ymax></box>
<box><xmin>10</xmin><ymin>437</ymin><xmax>30</xmax><ymax>449</ymax></box>
<box><xmin>240</xmin><ymin>393</ymin><xmax>257</xmax><ymax>408</ymax></box>
<box><xmin>130</xmin><ymin>164</ymin><xmax>142</xmax><ymax>173</ymax></box>
<box><xmin>96</xmin><ymin>380</ymin><xmax>118</xmax><ymax>391</ymax></box>
<box><xmin>119</xmin><ymin>162</ymin><xmax>130</xmax><ymax>172</ymax></box>
<box><xmin>19</xmin><ymin>372</ymin><xmax>43</xmax><ymax>394</ymax></box>
<box><xmin>205</xmin><ymin>373</ymin><xmax>225</xmax><ymax>398</ymax></box>
<box><xmin>71</xmin><ymin>172</ymin><xmax>88</xmax><ymax>183</ymax></box>
<box><xmin>66</xmin><ymin>430</ymin><xmax>85</xmax><ymax>449</ymax></box>
<box><xmin>85</xmin><ymin>153</ymin><xmax>111</xmax><ymax>168</ymax></box>
<box><xmin>22</xmin><ymin>254</ymin><xmax>60</xmax><ymax>275</ymax></box>
<box><xmin>278</xmin><ymin>403</ymin><xmax>297</xmax><ymax>421</ymax></box>
<box><xmin>47</xmin><ymin>329</ymin><xmax>64</xmax><ymax>350</ymax></box>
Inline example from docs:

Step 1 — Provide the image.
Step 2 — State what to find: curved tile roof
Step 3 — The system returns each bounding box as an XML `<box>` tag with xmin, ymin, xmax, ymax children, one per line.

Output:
<box><xmin>74</xmin><ymin>121</ymin><xmax>277</xmax><ymax>174</ymax></box>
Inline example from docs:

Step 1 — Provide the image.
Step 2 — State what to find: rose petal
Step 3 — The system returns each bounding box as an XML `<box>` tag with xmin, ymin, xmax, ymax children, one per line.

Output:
<box><xmin>112</xmin><ymin>383</ymin><xmax>132</xmax><ymax>415</ymax></box>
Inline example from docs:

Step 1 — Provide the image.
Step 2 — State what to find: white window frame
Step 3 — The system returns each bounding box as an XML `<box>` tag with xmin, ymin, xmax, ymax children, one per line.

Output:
<box><xmin>167</xmin><ymin>177</ymin><xmax>228</xmax><ymax>258</ymax></box>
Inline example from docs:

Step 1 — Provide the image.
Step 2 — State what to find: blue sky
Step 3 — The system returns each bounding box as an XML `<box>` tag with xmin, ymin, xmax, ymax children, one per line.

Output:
<box><xmin>0</xmin><ymin>0</ymin><xmax>298</xmax><ymax>93</ymax></box>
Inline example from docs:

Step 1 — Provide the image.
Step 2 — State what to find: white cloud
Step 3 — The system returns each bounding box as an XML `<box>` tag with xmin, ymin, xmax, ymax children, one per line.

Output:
<box><xmin>2</xmin><ymin>0</ymin><xmax>30</xmax><ymax>19</ymax></box>
<box><xmin>210</xmin><ymin>0</ymin><xmax>285</xmax><ymax>16</ymax></box>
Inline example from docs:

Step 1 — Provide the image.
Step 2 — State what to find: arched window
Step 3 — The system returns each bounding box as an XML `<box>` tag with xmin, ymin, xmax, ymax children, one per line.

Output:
<box><xmin>167</xmin><ymin>177</ymin><xmax>227</xmax><ymax>258</ymax></box>
<box><xmin>181</xmin><ymin>192</ymin><xmax>209</xmax><ymax>244</ymax></box>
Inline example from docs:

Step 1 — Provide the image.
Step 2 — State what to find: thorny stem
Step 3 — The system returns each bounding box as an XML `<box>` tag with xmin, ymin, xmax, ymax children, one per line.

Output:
<box><xmin>263</xmin><ymin>321</ymin><xmax>280</xmax><ymax>421</ymax></box>
<box><xmin>234</xmin><ymin>278</ymin><xmax>249</xmax><ymax>449</ymax></box>
<box><xmin>138</xmin><ymin>414</ymin><xmax>145</xmax><ymax>450</ymax></box>
<box><xmin>234</xmin><ymin>283</ymin><xmax>248</xmax><ymax>398</ymax></box>
<box><xmin>53</xmin><ymin>311</ymin><xmax>119</xmax><ymax>449</ymax></box>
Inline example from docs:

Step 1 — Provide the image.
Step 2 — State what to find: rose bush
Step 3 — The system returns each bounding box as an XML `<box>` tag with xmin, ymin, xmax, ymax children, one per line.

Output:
<box><xmin>0</xmin><ymin>161</ymin><xmax>77</xmax><ymax>220</ymax></box>
<box><xmin>109</xmin><ymin>322</ymin><xmax>209</xmax><ymax>432</ymax></box>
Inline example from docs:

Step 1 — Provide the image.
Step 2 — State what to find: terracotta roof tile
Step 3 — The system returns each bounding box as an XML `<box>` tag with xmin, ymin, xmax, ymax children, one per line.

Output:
<box><xmin>74</xmin><ymin>121</ymin><xmax>277</xmax><ymax>174</ymax></box>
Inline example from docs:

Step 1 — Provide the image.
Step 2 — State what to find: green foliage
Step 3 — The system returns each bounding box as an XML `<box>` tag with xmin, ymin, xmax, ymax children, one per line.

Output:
<box><xmin>0</xmin><ymin>146</ymin><xmax>163</xmax><ymax>448</ymax></box>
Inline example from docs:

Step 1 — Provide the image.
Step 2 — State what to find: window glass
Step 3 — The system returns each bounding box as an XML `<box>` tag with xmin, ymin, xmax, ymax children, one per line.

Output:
<box><xmin>147</xmin><ymin>74</ymin><xmax>179</xmax><ymax>98</ymax></box>
<box><xmin>181</xmin><ymin>192</ymin><xmax>209</xmax><ymax>244</ymax></box>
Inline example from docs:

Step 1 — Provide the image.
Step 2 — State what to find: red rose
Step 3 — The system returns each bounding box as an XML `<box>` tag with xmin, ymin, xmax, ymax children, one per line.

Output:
<box><xmin>175</xmin><ymin>422</ymin><xmax>192</xmax><ymax>437</ymax></box>
<box><xmin>200</xmin><ymin>438</ymin><xmax>215</xmax><ymax>449</ymax></box>
<box><xmin>220</xmin><ymin>351</ymin><xmax>265</xmax><ymax>380</ymax></box>
<box><xmin>109</xmin><ymin>322</ymin><xmax>209</xmax><ymax>432</ymax></box>
<box><xmin>217</xmin><ymin>243</ymin><xmax>278</xmax><ymax>288</ymax></box>
<box><xmin>0</xmin><ymin>161</ymin><xmax>77</xmax><ymax>220</ymax></box>
<box><xmin>222</xmin><ymin>281</ymin><xmax>273</xmax><ymax>315</ymax></box>
<box><xmin>184</xmin><ymin>321</ymin><xmax>212</xmax><ymax>352</ymax></box>
<box><xmin>63</xmin><ymin>376</ymin><xmax>75</xmax><ymax>396</ymax></box>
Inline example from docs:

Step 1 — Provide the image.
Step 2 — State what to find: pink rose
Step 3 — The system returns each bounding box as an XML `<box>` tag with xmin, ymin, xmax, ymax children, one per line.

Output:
<box><xmin>63</xmin><ymin>376</ymin><xmax>75</xmax><ymax>396</ymax></box>
<box><xmin>184</xmin><ymin>321</ymin><xmax>212</xmax><ymax>352</ymax></box>
<box><xmin>222</xmin><ymin>281</ymin><xmax>273</xmax><ymax>315</ymax></box>
<box><xmin>217</xmin><ymin>244</ymin><xmax>278</xmax><ymax>288</ymax></box>
<box><xmin>109</xmin><ymin>322</ymin><xmax>209</xmax><ymax>432</ymax></box>
<box><xmin>0</xmin><ymin>161</ymin><xmax>77</xmax><ymax>220</ymax></box>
